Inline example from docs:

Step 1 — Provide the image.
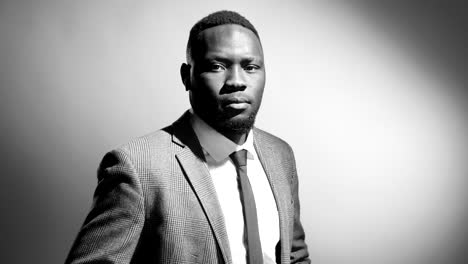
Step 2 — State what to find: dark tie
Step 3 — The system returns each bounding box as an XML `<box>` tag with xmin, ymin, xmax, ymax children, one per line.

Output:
<box><xmin>230</xmin><ymin>150</ymin><xmax>263</xmax><ymax>264</ymax></box>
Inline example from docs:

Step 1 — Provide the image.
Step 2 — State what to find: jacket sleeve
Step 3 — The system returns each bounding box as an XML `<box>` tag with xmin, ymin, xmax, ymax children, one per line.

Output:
<box><xmin>289</xmin><ymin>146</ymin><xmax>311</xmax><ymax>264</ymax></box>
<box><xmin>65</xmin><ymin>149</ymin><xmax>145</xmax><ymax>264</ymax></box>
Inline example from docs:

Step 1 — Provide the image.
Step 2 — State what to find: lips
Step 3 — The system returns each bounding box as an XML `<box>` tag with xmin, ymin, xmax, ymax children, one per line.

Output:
<box><xmin>223</xmin><ymin>97</ymin><xmax>250</xmax><ymax>105</ymax></box>
<box><xmin>222</xmin><ymin>97</ymin><xmax>251</xmax><ymax>110</ymax></box>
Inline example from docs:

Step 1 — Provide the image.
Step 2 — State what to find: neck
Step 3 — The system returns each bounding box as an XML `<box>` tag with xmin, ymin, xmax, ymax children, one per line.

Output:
<box><xmin>224</xmin><ymin>131</ymin><xmax>248</xmax><ymax>145</ymax></box>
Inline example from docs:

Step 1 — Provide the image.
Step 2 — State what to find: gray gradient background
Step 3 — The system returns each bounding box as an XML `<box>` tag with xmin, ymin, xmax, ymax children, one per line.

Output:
<box><xmin>1</xmin><ymin>1</ymin><xmax>467</xmax><ymax>263</ymax></box>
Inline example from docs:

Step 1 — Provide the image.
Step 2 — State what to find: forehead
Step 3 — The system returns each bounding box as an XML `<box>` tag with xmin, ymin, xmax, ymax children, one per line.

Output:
<box><xmin>196</xmin><ymin>24</ymin><xmax>263</xmax><ymax>59</ymax></box>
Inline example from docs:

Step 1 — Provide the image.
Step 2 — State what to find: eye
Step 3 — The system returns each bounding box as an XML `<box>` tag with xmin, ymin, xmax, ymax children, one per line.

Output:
<box><xmin>244</xmin><ymin>64</ymin><xmax>260</xmax><ymax>73</ymax></box>
<box><xmin>209</xmin><ymin>63</ymin><xmax>225</xmax><ymax>72</ymax></box>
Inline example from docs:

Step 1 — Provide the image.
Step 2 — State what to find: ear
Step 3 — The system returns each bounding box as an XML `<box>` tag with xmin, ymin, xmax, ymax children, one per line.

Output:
<box><xmin>180</xmin><ymin>63</ymin><xmax>191</xmax><ymax>91</ymax></box>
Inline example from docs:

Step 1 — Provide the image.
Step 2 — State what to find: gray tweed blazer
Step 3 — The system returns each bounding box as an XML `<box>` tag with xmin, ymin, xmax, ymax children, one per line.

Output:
<box><xmin>66</xmin><ymin>111</ymin><xmax>310</xmax><ymax>264</ymax></box>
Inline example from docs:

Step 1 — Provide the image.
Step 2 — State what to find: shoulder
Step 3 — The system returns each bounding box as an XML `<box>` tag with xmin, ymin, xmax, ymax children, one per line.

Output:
<box><xmin>253</xmin><ymin>127</ymin><xmax>294</xmax><ymax>153</ymax></box>
<box><xmin>96</xmin><ymin>125</ymin><xmax>178</xmax><ymax>184</ymax></box>
<box><xmin>106</xmin><ymin>125</ymin><xmax>174</xmax><ymax>165</ymax></box>
<box><xmin>119</xmin><ymin>127</ymin><xmax>170</xmax><ymax>151</ymax></box>
<box><xmin>102</xmin><ymin>111</ymin><xmax>194</xmax><ymax>167</ymax></box>
<box><xmin>253</xmin><ymin>127</ymin><xmax>298</xmax><ymax>179</ymax></box>
<box><xmin>121</xmin><ymin>127</ymin><xmax>172</xmax><ymax>151</ymax></box>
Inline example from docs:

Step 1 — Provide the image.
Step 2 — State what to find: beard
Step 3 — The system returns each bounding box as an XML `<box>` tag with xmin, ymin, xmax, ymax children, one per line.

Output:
<box><xmin>214</xmin><ymin>110</ymin><xmax>257</xmax><ymax>135</ymax></box>
<box><xmin>194</xmin><ymin>102</ymin><xmax>260</xmax><ymax>136</ymax></box>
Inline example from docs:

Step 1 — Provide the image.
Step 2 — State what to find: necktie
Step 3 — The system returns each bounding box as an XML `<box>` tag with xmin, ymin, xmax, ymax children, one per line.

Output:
<box><xmin>230</xmin><ymin>150</ymin><xmax>263</xmax><ymax>264</ymax></box>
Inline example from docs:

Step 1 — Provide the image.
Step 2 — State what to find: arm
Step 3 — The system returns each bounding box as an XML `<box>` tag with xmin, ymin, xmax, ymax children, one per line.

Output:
<box><xmin>289</xmin><ymin>147</ymin><xmax>311</xmax><ymax>264</ymax></box>
<box><xmin>65</xmin><ymin>149</ymin><xmax>145</xmax><ymax>264</ymax></box>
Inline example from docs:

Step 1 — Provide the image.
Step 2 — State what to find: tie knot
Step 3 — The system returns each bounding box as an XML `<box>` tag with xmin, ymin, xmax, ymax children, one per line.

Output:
<box><xmin>229</xmin><ymin>149</ymin><xmax>248</xmax><ymax>167</ymax></box>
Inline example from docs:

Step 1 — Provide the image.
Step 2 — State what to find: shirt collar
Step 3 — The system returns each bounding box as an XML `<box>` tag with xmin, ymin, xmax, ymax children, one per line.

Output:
<box><xmin>190</xmin><ymin>109</ymin><xmax>255</xmax><ymax>162</ymax></box>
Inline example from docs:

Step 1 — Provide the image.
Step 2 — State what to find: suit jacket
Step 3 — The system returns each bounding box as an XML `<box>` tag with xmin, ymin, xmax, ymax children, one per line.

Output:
<box><xmin>66</xmin><ymin>111</ymin><xmax>310</xmax><ymax>264</ymax></box>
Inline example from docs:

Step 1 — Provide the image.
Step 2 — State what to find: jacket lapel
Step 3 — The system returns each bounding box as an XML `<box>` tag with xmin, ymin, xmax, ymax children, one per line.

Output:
<box><xmin>253</xmin><ymin>128</ymin><xmax>292</xmax><ymax>264</ymax></box>
<box><xmin>171</xmin><ymin>112</ymin><xmax>232</xmax><ymax>264</ymax></box>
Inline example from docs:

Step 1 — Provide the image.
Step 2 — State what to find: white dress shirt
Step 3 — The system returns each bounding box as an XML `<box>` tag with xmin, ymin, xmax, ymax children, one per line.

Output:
<box><xmin>190</xmin><ymin>111</ymin><xmax>279</xmax><ymax>264</ymax></box>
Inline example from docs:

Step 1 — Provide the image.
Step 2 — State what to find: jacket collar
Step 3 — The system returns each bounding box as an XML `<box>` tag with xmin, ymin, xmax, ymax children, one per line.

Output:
<box><xmin>170</xmin><ymin>110</ymin><xmax>232</xmax><ymax>263</ymax></box>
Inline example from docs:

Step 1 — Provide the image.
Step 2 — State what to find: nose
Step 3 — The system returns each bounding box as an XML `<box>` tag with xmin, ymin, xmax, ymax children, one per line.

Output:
<box><xmin>225</xmin><ymin>65</ymin><xmax>246</xmax><ymax>91</ymax></box>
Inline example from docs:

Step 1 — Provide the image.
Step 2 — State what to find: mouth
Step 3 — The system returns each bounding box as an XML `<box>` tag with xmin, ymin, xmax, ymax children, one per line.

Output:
<box><xmin>222</xmin><ymin>97</ymin><xmax>251</xmax><ymax>110</ymax></box>
<box><xmin>226</xmin><ymin>102</ymin><xmax>249</xmax><ymax>110</ymax></box>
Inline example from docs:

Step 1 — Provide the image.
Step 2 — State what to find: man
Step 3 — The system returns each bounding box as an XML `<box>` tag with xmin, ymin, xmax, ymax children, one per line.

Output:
<box><xmin>66</xmin><ymin>10</ymin><xmax>310</xmax><ymax>264</ymax></box>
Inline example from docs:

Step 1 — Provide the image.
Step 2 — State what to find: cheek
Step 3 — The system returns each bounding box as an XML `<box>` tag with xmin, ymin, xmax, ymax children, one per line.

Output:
<box><xmin>250</xmin><ymin>76</ymin><xmax>266</xmax><ymax>99</ymax></box>
<box><xmin>198</xmin><ymin>74</ymin><xmax>225</xmax><ymax>96</ymax></box>
<box><xmin>191</xmin><ymin>75</ymin><xmax>225</xmax><ymax>109</ymax></box>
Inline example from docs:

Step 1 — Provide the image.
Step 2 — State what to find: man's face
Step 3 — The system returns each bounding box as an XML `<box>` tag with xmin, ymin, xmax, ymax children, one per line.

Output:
<box><xmin>185</xmin><ymin>24</ymin><xmax>265</xmax><ymax>136</ymax></box>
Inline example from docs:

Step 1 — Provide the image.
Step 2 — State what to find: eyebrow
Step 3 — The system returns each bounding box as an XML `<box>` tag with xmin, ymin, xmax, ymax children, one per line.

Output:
<box><xmin>205</xmin><ymin>55</ymin><xmax>263</xmax><ymax>64</ymax></box>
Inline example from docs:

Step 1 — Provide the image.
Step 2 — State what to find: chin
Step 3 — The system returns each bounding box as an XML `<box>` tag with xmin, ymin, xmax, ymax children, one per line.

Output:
<box><xmin>216</xmin><ymin>112</ymin><xmax>257</xmax><ymax>134</ymax></box>
<box><xmin>195</xmin><ymin>105</ymin><xmax>259</xmax><ymax>135</ymax></box>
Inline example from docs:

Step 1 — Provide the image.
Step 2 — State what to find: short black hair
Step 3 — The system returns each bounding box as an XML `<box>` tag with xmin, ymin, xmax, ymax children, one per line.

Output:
<box><xmin>186</xmin><ymin>10</ymin><xmax>260</xmax><ymax>63</ymax></box>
